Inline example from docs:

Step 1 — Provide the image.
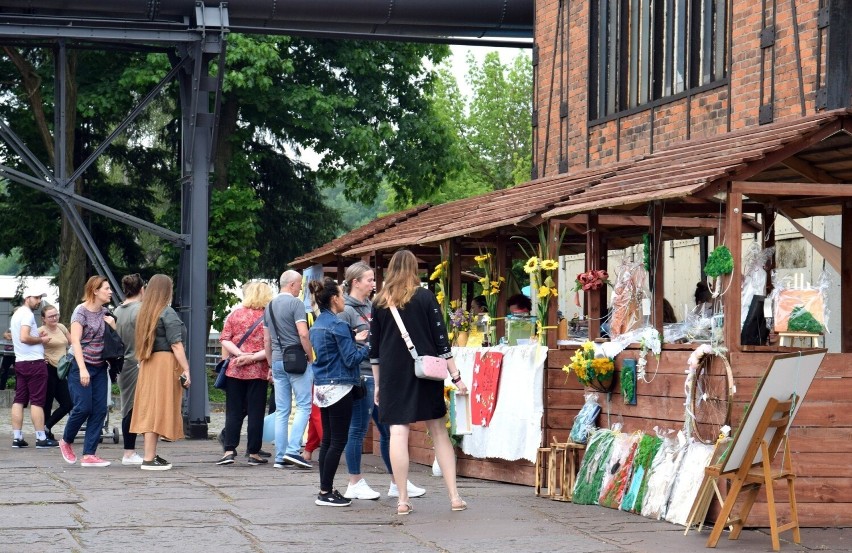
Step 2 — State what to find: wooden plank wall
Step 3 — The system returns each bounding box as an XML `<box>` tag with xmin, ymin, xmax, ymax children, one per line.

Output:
<box><xmin>372</xmin><ymin>348</ymin><xmax>851</xmax><ymax>526</ymax></box>
<box><xmin>547</xmin><ymin>348</ymin><xmax>852</xmax><ymax>527</ymax></box>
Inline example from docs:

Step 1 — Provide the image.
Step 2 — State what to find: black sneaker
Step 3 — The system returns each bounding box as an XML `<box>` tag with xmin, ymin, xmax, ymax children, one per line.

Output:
<box><xmin>245</xmin><ymin>449</ymin><xmax>272</xmax><ymax>458</ymax></box>
<box><xmin>45</xmin><ymin>429</ymin><xmax>56</xmax><ymax>442</ymax></box>
<box><xmin>216</xmin><ymin>453</ymin><xmax>236</xmax><ymax>465</ymax></box>
<box><xmin>12</xmin><ymin>438</ymin><xmax>29</xmax><ymax>448</ymax></box>
<box><xmin>247</xmin><ymin>456</ymin><xmax>268</xmax><ymax>466</ymax></box>
<box><xmin>35</xmin><ymin>438</ymin><xmax>59</xmax><ymax>448</ymax></box>
<box><xmin>283</xmin><ymin>453</ymin><xmax>311</xmax><ymax>469</ymax></box>
<box><xmin>315</xmin><ymin>490</ymin><xmax>351</xmax><ymax>507</ymax></box>
<box><xmin>141</xmin><ymin>456</ymin><xmax>172</xmax><ymax>471</ymax></box>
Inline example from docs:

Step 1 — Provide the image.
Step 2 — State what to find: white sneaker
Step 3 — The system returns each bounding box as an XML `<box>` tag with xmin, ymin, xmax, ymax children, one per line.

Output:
<box><xmin>388</xmin><ymin>480</ymin><xmax>426</xmax><ymax>498</ymax></box>
<box><xmin>121</xmin><ymin>453</ymin><xmax>144</xmax><ymax>465</ymax></box>
<box><xmin>343</xmin><ymin>478</ymin><xmax>380</xmax><ymax>500</ymax></box>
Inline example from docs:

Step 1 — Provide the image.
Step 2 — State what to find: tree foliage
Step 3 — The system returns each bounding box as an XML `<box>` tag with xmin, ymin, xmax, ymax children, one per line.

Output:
<box><xmin>1</xmin><ymin>37</ymin><xmax>456</xmax><ymax>322</ymax></box>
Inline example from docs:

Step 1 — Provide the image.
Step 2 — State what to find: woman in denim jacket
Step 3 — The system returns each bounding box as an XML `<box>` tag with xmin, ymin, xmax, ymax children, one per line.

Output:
<box><xmin>308</xmin><ymin>278</ymin><xmax>369</xmax><ymax>507</ymax></box>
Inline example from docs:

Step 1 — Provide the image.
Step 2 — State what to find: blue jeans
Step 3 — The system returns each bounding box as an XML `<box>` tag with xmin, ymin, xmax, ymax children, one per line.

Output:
<box><xmin>272</xmin><ymin>360</ymin><xmax>313</xmax><ymax>461</ymax></box>
<box><xmin>344</xmin><ymin>374</ymin><xmax>374</xmax><ymax>475</ymax></box>
<box><xmin>63</xmin><ymin>358</ymin><xmax>109</xmax><ymax>456</ymax></box>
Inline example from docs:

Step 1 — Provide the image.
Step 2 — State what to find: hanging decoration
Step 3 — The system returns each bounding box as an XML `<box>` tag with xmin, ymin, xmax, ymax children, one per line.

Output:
<box><xmin>703</xmin><ymin>245</ymin><xmax>734</xmax><ymax>298</ymax></box>
<box><xmin>562</xmin><ymin>341</ymin><xmax>616</xmax><ymax>393</ymax></box>
<box><xmin>471</xmin><ymin>351</ymin><xmax>504</xmax><ymax>427</ymax></box>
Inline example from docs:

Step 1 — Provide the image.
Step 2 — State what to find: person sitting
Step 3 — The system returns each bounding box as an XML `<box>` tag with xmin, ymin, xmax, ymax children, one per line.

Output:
<box><xmin>693</xmin><ymin>282</ymin><xmax>713</xmax><ymax>318</ymax></box>
<box><xmin>507</xmin><ymin>294</ymin><xmax>532</xmax><ymax>316</ymax></box>
<box><xmin>469</xmin><ymin>295</ymin><xmax>487</xmax><ymax>316</ymax></box>
<box><xmin>663</xmin><ymin>299</ymin><xmax>677</xmax><ymax>324</ymax></box>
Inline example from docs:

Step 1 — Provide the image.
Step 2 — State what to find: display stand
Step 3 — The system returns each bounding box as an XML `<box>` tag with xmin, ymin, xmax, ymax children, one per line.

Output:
<box><xmin>692</xmin><ymin>350</ymin><xmax>826</xmax><ymax>551</ymax></box>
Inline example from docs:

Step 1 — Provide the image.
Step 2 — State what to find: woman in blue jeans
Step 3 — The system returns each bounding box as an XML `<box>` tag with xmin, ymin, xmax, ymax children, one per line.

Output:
<box><xmin>338</xmin><ymin>262</ymin><xmax>425</xmax><ymax>500</ymax></box>
<box><xmin>59</xmin><ymin>276</ymin><xmax>115</xmax><ymax>467</ymax></box>
<box><xmin>308</xmin><ymin>278</ymin><xmax>370</xmax><ymax>507</ymax></box>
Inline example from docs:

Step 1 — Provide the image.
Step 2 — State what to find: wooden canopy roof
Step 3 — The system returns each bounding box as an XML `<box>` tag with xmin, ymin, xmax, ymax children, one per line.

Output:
<box><xmin>291</xmin><ymin>109</ymin><xmax>852</xmax><ymax>266</ymax></box>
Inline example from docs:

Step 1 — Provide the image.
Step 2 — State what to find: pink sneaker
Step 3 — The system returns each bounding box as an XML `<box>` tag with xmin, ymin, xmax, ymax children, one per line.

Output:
<box><xmin>80</xmin><ymin>454</ymin><xmax>111</xmax><ymax>467</ymax></box>
<box><xmin>58</xmin><ymin>439</ymin><xmax>76</xmax><ymax>464</ymax></box>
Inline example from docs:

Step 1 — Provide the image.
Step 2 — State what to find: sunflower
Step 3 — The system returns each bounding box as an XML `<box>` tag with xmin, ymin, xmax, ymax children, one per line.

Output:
<box><xmin>523</xmin><ymin>256</ymin><xmax>540</xmax><ymax>273</ymax></box>
<box><xmin>540</xmin><ymin>259</ymin><xmax>558</xmax><ymax>271</ymax></box>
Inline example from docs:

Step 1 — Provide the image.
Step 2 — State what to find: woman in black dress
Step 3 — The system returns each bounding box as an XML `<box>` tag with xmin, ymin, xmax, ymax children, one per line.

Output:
<box><xmin>370</xmin><ymin>249</ymin><xmax>469</xmax><ymax>515</ymax></box>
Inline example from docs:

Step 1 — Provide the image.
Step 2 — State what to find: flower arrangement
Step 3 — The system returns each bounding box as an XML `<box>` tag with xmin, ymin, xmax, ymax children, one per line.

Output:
<box><xmin>637</xmin><ymin>327</ymin><xmax>661</xmax><ymax>382</ymax></box>
<box><xmin>562</xmin><ymin>341</ymin><xmax>616</xmax><ymax>392</ymax></box>
<box><xmin>574</xmin><ymin>269</ymin><xmax>610</xmax><ymax>292</ymax></box>
<box><xmin>430</xmin><ymin>249</ymin><xmax>450</xmax><ymax>329</ymax></box>
<box><xmin>448</xmin><ymin>303</ymin><xmax>471</xmax><ymax>333</ymax></box>
<box><xmin>474</xmin><ymin>252</ymin><xmax>504</xmax><ymax>320</ymax></box>
<box><xmin>514</xmin><ymin>225</ymin><xmax>564</xmax><ymax>342</ymax></box>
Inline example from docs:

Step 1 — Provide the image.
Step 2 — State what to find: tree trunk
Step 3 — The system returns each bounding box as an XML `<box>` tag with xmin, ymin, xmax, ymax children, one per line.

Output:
<box><xmin>7</xmin><ymin>47</ymin><xmax>86</xmax><ymax>324</ymax></box>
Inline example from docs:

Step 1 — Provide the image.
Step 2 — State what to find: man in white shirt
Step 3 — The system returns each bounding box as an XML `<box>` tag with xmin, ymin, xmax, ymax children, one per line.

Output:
<box><xmin>10</xmin><ymin>286</ymin><xmax>58</xmax><ymax>449</ymax></box>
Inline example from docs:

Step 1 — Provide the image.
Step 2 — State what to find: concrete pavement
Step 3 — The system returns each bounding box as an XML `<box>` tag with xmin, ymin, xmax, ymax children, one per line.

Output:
<box><xmin>1</xmin><ymin>407</ymin><xmax>849</xmax><ymax>552</ymax></box>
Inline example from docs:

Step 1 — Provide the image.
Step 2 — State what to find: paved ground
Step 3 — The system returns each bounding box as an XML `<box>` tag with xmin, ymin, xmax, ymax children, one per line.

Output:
<box><xmin>1</xmin><ymin>406</ymin><xmax>850</xmax><ymax>552</ymax></box>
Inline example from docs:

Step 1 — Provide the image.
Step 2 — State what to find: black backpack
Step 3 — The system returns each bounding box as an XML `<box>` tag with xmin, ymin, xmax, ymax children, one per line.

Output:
<box><xmin>101</xmin><ymin>313</ymin><xmax>126</xmax><ymax>380</ymax></box>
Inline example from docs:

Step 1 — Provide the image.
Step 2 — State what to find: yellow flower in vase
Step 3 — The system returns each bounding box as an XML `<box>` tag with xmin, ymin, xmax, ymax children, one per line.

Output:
<box><xmin>523</xmin><ymin>256</ymin><xmax>540</xmax><ymax>274</ymax></box>
<box><xmin>540</xmin><ymin>259</ymin><xmax>559</xmax><ymax>271</ymax></box>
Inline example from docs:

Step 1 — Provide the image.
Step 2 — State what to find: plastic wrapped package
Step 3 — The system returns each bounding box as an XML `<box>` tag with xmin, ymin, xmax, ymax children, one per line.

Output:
<box><xmin>572</xmin><ymin>428</ymin><xmax>617</xmax><ymax>505</ymax></box>
<box><xmin>770</xmin><ymin>271</ymin><xmax>829</xmax><ymax>333</ymax></box>
<box><xmin>663</xmin><ymin>440</ymin><xmax>716</xmax><ymax>525</ymax></box>
<box><xmin>640</xmin><ymin>432</ymin><xmax>686</xmax><ymax>520</ymax></box>
<box><xmin>740</xmin><ymin>243</ymin><xmax>774</xmax><ymax>329</ymax></box>
<box><xmin>598</xmin><ymin>433</ymin><xmax>641</xmax><ymax>508</ymax></box>
<box><xmin>609</xmin><ymin>260</ymin><xmax>649</xmax><ymax>338</ymax></box>
<box><xmin>569</xmin><ymin>393</ymin><xmax>602</xmax><ymax>444</ymax></box>
<box><xmin>596</xmin><ymin>432</ymin><xmax>637</xmax><ymax>507</ymax></box>
<box><xmin>620</xmin><ymin>433</ymin><xmax>664</xmax><ymax>512</ymax></box>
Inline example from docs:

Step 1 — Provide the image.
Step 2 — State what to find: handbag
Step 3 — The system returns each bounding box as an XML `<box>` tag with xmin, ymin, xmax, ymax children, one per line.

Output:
<box><xmin>214</xmin><ymin>316</ymin><xmax>264</xmax><ymax>390</ymax></box>
<box><xmin>389</xmin><ymin>306</ymin><xmax>449</xmax><ymax>381</ymax></box>
<box><xmin>57</xmin><ymin>352</ymin><xmax>73</xmax><ymax>380</ymax></box>
<box><xmin>353</xmin><ymin>375</ymin><xmax>367</xmax><ymax>399</ymax></box>
<box><xmin>268</xmin><ymin>301</ymin><xmax>309</xmax><ymax>374</ymax></box>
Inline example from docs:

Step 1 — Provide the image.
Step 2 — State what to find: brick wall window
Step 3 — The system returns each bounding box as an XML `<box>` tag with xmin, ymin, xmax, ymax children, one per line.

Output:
<box><xmin>589</xmin><ymin>0</ymin><xmax>727</xmax><ymax>120</ymax></box>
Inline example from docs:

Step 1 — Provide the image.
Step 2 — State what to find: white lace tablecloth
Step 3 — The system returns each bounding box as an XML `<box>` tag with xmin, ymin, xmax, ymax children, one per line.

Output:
<box><xmin>451</xmin><ymin>344</ymin><xmax>546</xmax><ymax>463</ymax></box>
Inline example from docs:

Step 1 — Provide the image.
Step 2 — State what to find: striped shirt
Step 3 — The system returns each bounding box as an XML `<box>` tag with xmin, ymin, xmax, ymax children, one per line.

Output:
<box><xmin>71</xmin><ymin>304</ymin><xmax>108</xmax><ymax>366</ymax></box>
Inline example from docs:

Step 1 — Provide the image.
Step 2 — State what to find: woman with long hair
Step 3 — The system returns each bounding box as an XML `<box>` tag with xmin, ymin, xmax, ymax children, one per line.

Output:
<box><xmin>59</xmin><ymin>275</ymin><xmax>115</xmax><ymax>467</ymax></box>
<box><xmin>339</xmin><ymin>261</ymin><xmax>425</xmax><ymax>500</ymax></box>
<box><xmin>216</xmin><ymin>281</ymin><xmax>273</xmax><ymax>466</ymax></box>
<box><xmin>130</xmin><ymin>274</ymin><xmax>190</xmax><ymax>471</ymax></box>
<box><xmin>309</xmin><ymin>278</ymin><xmax>370</xmax><ymax>507</ymax></box>
<box><xmin>38</xmin><ymin>304</ymin><xmax>72</xmax><ymax>441</ymax></box>
<box><xmin>370</xmin><ymin>249</ymin><xmax>469</xmax><ymax>515</ymax></box>
<box><xmin>113</xmin><ymin>273</ymin><xmax>145</xmax><ymax>465</ymax></box>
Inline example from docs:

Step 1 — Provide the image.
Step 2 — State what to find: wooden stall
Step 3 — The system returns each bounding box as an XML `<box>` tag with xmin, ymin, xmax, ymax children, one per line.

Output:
<box><xmin>291</xmin><ymin>109</ymin><xmax>852</xmax><ymax>525</ymax></box>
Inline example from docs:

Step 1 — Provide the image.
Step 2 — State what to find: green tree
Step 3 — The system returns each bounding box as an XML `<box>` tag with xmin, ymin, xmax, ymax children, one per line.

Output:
<box><xmin>1</xmin><ymin>37</ymin><xmax>457</xmax><ymax>322</ymax></box>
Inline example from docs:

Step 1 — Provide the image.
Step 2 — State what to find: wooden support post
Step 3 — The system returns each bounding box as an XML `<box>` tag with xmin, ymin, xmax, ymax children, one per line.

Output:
<box><xmin>547</xmin><ymin>219</ymin><xmax>561</xmax><ymax>349</ymax></box>
<box><xmin>373</xmin><ymin>251</ymin><xmax>384</xmax><ymax>290</ymax></box>
<box><xmin>450</xmin><ymin>239</ymin><xmax>462</xmax><ymax>306</ymax></box>
<box><xmin>842</xmin><ymin>203</ymin><xmax>852</xmax><ymax>353</ymax></box>
<box><xmin>586</xmin><ymin>213</ymin><xmax>602</xmax><ymax>340</ymax></box>
<box><xmin>336</xmin><ymin>255</ymin><xmax>345</xmax><ymax>282</ymax></box>
<box><xmin>762</xmin><ymin>208</ymin><xmax>776</xmax><ymax>297</ymax></box>
<box><xmin>724</xmin><ymin>189</ymin><xmax>743</xmax><ymax>351</ymax></box>
<box><xmin>650</xmin><ymin>202</ymin><xmax>665</xmax><ymax>334</ymax></box>
<box><xmin>496</xmin><ymin>236</ymin><xmax>508</xmax><ymax>340</ymax></box>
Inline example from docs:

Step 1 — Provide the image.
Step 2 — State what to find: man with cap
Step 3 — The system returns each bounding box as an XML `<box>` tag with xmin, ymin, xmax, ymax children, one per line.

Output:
<box><xmin>9</xmin><ymin>285</ymin><xmax>58</xmax><ymax>448</ymax></box>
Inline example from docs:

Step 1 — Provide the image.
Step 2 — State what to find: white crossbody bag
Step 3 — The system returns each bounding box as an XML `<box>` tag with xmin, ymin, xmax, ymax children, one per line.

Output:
<box><xmin>389</xmin><ymin>306</ymin><xmax>449</xmax><ymax>381</ymax></box>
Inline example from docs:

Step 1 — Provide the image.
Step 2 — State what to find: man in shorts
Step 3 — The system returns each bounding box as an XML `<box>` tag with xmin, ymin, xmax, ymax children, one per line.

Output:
<box><xmin>10</xmin><ymin>286</ymin><xmax>58</xmax><ymax>449</ymax></box>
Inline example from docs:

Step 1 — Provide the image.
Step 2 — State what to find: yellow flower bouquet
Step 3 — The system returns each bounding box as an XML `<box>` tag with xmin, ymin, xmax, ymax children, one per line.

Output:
<box><xmin>562</xmin><ymin>341</ymin><xmax>616</xmax><ymax>392</ymax></box>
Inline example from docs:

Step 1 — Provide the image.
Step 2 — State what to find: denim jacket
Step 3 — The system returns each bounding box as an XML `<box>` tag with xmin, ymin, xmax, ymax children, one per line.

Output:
<box><xmin>309</xmin><ymin>310</ymin><xmax>369</xmax><ymax>386</ymax></box>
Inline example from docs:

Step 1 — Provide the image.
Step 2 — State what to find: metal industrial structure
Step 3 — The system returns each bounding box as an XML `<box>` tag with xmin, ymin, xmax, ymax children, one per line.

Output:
<box><xmin>0</xmin><ymin>1</ymin><xmax>533</xmax><ymax>437</ymax></box>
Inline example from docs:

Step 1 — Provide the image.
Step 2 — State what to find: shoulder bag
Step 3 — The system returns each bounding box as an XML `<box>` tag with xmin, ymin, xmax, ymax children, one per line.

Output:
<box><xmin>389</xmin><ymin>306</ymin><xmax>448</xmax><ymax>381</ymax></box>
<box><xmin>267</xmin><ymin>299</ymin><xmax>308</xmax><ymax>374</ymax></box>
<box><xmin>57</xmin><ymin>352</ymin><xmax>73</xmax><ymax>380</ymax></box>
<box><xmin>214</xmin><ymin>316</ymin><xmax>264</xmax><ymax>390</ymax></box>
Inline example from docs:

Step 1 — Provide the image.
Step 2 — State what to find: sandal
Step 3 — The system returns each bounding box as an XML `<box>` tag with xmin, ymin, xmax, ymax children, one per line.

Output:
<box><xmin>450</xmin><ymin>496</ymin><xmax>467</xmax><ymax>512</ymax></box>
<box><xmin>397</xmin><ymin>501</ymin><xmax>414</xmax><ymax>516</ymax></box>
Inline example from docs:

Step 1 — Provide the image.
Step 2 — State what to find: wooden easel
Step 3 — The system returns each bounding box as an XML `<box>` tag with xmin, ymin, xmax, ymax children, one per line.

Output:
<box><xmin>703</xmin><ymin>396</ymin><xmax>800</xmax><ymax>551</ymax></box>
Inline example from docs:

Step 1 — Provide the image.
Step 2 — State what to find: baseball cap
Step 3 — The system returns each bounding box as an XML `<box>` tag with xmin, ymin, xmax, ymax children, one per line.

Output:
<box><xmin>22</xmin><ymin>286</ymin><xmax>47</xmax><ymax>299</ymax></box>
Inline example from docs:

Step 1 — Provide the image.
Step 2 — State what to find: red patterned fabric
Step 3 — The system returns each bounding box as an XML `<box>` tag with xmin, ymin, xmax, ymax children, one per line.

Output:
<box><xmin>471</xmin><ymin>351</ymin><xmax>503</xmax><ymax>427</ymax></box>
<box><xmin>220</xmin><ymin>306</ymin><xmax>268</xmax><ymax>380</ymax></box>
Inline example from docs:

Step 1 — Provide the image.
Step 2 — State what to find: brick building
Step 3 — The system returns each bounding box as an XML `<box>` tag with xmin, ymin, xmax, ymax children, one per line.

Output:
<box><xmin>532</xmin><ymin>0</ymin><xmax>851</xmax><ymax>175</ymax></box>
